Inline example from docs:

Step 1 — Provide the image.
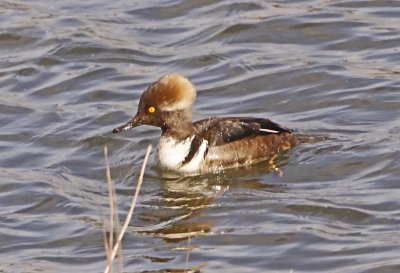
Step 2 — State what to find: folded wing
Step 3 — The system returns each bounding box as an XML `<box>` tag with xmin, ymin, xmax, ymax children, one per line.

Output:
<box><xmin>194</xmin><ymin>117</ymin><xmax>292</xmax><ymax>147</ymax></box>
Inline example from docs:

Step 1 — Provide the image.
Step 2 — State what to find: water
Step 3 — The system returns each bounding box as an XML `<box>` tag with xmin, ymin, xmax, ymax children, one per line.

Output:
<box><xmin>1</xmin><ymin>0</ymin><xmax>400</xmax><ymax>272</ymax></box>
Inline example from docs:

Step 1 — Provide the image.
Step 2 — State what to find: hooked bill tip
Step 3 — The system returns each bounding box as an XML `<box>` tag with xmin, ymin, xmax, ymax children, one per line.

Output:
<box><xmin>112</xmin><ymin>123</ymin><xmax>132</xmax><ymax>134</ymax></box>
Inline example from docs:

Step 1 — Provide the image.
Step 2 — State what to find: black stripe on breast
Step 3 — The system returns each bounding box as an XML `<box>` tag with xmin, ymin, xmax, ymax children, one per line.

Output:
<box><xmin>180</xmin><ymin>135</ymin><xmax>208</xmax><ymax>166</ymax></box>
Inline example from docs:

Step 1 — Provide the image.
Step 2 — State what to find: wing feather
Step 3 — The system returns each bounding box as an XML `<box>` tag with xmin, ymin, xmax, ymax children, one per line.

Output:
<box><xmin>194</xmin><ymin>117</ymin><xmax>291</xmax><ymax>147</ymax></box>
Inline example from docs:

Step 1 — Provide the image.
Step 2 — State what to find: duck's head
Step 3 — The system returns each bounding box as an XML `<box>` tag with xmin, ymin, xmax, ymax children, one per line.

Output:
<box><xmin>113</xmin><ymin>74</ymin><xmax>196</xmax><ymax>134</ymax></box>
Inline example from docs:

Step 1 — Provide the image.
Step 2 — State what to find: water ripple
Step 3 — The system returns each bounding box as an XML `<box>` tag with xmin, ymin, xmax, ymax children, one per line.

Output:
<box><xmin>1</xmin><ymin>0</ymin><xmax>400</xmax><ymax>272</ymax></box>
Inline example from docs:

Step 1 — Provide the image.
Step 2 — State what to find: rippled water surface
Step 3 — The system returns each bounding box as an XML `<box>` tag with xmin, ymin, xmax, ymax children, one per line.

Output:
<box><xmin>1</xmin><ymin>0</ymin><xmax>400</xmax><ymax>272</ymax></box>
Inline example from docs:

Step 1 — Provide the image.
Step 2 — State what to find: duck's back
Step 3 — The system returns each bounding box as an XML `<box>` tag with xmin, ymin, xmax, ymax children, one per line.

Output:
<box><xmin>192</xmin><ymin>117</ymin><xmax>297</xmax><ymax>172</ymax></box>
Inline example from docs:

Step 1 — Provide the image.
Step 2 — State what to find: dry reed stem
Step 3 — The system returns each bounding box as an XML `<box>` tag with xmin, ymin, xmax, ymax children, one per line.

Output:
<box><xmin>184</xmin><ymin>235</ymin><xmax>191</xmax><ymax>273</ymax></box>
<box><xmin>103</xmin><ymin>144</ymin><xmax>152</xmax><ymax>273</ymax></box>
<box><xmin>102</xmin><ymin>221</ymin><xmax>111</xmax><ymax>263</ymax></box>
<box><xmin>104</xmin><ymin>146</ymin><xmax>114</xmax><ymax>272</ymax></box>
<box><xmin>105</xmin><ymin>146</ymin><xmax>123</xmax><ymax>273</ymax></box>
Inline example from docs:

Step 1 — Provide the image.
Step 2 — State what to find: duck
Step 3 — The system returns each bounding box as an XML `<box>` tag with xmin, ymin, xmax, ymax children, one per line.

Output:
<box><xmin>112</xmin><ymin>74</ymin><xmax>298</xmax><ymax>174</ymax></box>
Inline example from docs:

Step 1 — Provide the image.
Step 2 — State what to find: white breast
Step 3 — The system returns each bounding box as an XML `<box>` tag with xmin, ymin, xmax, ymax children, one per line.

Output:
<box><xmin>157</xmin><ymin>136</ymin><xmax>208</xmax><ymax>173</ymax></box>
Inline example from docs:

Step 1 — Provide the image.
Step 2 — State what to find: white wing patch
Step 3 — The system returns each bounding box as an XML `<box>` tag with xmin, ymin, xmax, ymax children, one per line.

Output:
<box><xmin>259</xmin><ymin>128</ymin><xmax>280</xmax><ymax>134</ymax></box>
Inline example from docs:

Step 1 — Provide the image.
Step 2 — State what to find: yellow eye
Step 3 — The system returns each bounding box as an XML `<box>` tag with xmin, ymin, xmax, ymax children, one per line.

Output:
<box><xmin>148</xmin><ymin>106</ymin><xmax>156</xmax><ymax>113</ymax></box>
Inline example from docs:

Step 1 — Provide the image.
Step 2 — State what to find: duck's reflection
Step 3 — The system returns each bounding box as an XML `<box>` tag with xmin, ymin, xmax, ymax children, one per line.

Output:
<box><xmin>137</xmin><ymin>161</ymin><xmax>288</xmax><ymax>243</ymax></box>
<box><xmin>131</xmin><ymin>162</ymin><xmax>289</xmax><ymax>273</ymax></box>
<box><xmin>138</xmin><ymin>173</ymin><xmax>224</xmax><ymax>243</ymax></box>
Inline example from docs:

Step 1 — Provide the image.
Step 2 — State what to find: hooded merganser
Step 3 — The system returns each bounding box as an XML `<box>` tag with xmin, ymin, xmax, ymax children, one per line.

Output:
<box><xmin>113</xmin><ymin>74</ymin><xmax>298</xmax><ymax>174</ymax></box>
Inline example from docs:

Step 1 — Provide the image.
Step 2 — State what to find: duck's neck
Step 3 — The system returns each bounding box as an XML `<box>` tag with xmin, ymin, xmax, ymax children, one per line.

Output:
<box><xmin>161</xmin><ymin>109</ymin><xmax>195</xmax><ymax>140</ymax></box>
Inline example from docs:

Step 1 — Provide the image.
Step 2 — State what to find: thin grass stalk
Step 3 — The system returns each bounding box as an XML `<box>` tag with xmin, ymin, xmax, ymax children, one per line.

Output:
<box><xmin>104</xmin><ymin>145</ymin><xmax>123</xmax><ymax>273</ymax></box>
<box><xmin>103</xmin><ymin>146</ymin><xmax>114</xmax><ymax>270</ymax></box>
<box><xmin>108</xmin><ymin>151</ymin><xmax>123</xmax><ymax>273</ymax></box>
<box><xmin>102</xmin><ymin>222</ymin><xmax>111</xmax><ymax>261</ymax></box>
<box><xmin>104</xmin><ymin>144</ymin><xmax>152</xmax><ymax>273</ymax></box>
<box><xmin>184</xmin><ymin>235</ymin><xmax>191</xmax><ymax>273</ymax></box>
<box><xmin>104</xmin><ymin>146</ymin><xmax>114</xmax><ymax>273</ymax></box>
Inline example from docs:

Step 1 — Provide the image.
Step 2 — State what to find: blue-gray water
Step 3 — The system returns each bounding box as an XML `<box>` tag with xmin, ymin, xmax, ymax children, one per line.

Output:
<box><xmin>1</xmin><ymin>1</ymin><xmax>400</xmax><ymax>272</ymax></box>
